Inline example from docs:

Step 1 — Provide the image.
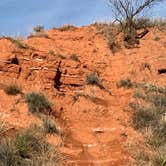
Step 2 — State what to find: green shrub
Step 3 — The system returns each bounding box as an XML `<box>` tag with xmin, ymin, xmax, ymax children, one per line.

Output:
<box><xmin>25</xmin><ymin>92</ymin><xmax>51</xmax><ymax>113</ymax></box>
<box><xmin>14</xmin><ymin>130</ymin><xmax>43</xmax><ymax>158</ymax></box>
<box><xmin>4</xmin><ymin>84</ymin><xmax>22</xmax><ymax>95</ymax></box>
<box><xmin>86</xmin><ymin>73</ymin><xmax>102</xmax><ymax>88</ymax></box>
<box><xmin>116</xmin><ymin>79</ymin><xmax>133</xmax><ymax>89</ymax></box>
<box><xmin>33</xmin><ymin>25</ymin><xmax>44</xmax><ymax>33</ymax></box>
<box><xmin>70</xmin><ymin>54</ymin><xmax>80</xmax><ymax>62</ymax></box>
<box><xmin>0</xmin><ymin>139</ymin><xmax>23</xmax><ymax>166</ymax></box>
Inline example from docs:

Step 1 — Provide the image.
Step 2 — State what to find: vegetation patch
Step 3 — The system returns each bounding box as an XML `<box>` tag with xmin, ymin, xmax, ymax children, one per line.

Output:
<box><xmin>56</xmin><ymin>25</ymin><xmax>76</xmax><ymax>31</ymax></box>
<box><xmin>86</xmin><ymin>73</ymin><xmax>112</xmax><ymax>95</ymax></box>
<box><xmin>116</xmin><ymin>79</ymin><xmax>133</xmax><ymax>89</ymax></box>
<box><xmin>33</xmin><ymin>25</ymin><xmax>44</xmax><ymax>33</ymax></box>
<box><xmin>27</xmin><ymin>25</ymin><xmax>50</xmax><ymax>39</ymax></box>
<box><xmin>132</xmin><ymin>107</ymin><xmax>159</xmax><ymax>130</ymax></box>
<box><xmin>95</xmin><ymin>23</ymin><xmax>121</xmax><ymax>53</ymax></box>
<box><xmin>58</xmin><ymin>54</ymin><xmax>66</xmax><ymax>59</ymax></box>
<box><xmin>48</xmin><ymin>50</ymin><xmax>55</xmax><ymax>55</ymax></box>
<box><xmin>130</xmin><ymin>83</ymin><xmax>166</xmax><ymax>165</ymax></box>
<box><xmin>70</xmin><ymin>54</ymin><xmax>80</xmax><ymax>62</ymax></box>
<box><xmin>25</xmin><ymin>92</ymin><xmax>52</xmax><ymax>114</ymax></box>
<box><xmin>0</xmin><ymin>126</ymin><xmax>62</xmax><ymax>166</ymax></box>
<box><xmin>43</xmin><ymin>117</ymin><xmax>59</xmax><ymax>134</ymax></box>
<box><xmin>0</xmin><ymin>120</ymin><xmax>4</xmax><ymax>137</ymax></box>
<box><xmin>86</xmin><ymin>73</ymin><xmax>103</xmax><ymax>88</ymax></box>
<box><xmin>154</xmin><ymin>36</ymin><xmax>160</xmax><ymax>41</ymax></box>
<box><xmin>5</xmin><ymin>37</ymin><xmax>28</xmax><ymax>49</ymax></box>
<box><xmin>4</xmin><ymin>83</ymin><xmax>22</xmax><ymax>96</ymax></box>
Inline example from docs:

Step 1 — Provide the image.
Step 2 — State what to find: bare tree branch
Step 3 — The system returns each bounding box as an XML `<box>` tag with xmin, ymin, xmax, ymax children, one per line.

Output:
<box><xmin>107</xmin><ymin>0</ymin><xmax>165</xmax><ymax>45</ymax></box>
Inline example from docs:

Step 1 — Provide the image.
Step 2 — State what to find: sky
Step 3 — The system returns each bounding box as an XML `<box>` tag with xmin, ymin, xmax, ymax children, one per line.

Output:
<box><xmin>0</xmin><ymin>0</ymin><xmax>166</xmax><ymax>36</ymax></box>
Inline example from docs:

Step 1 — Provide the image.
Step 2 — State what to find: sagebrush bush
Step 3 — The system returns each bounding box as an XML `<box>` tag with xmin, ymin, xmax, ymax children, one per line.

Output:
<box><xmin>4</xmin><ymin>84</ymin><xmax>22</xmax><ymax>95</ymax></box>
<box><xmin>25</xmin><ymin>92</ymin><xmax>51</xmax><ymax>114</ymax></box>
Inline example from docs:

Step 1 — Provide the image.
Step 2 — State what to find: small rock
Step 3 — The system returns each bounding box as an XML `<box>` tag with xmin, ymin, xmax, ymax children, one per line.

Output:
<box><xmin>93</xmin><ymin>128</ymin><xmax>105</xmax><ymax>134</ymax></box>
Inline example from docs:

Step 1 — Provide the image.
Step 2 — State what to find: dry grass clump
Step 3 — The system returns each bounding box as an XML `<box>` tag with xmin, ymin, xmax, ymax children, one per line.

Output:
<box><xmin>130</xmin><ymin>83</ymin><xmax>166</xmax><ymax>165</ymax></box>
<box><xmin>43</xmin><ymin>117</ymin><xmax>60</xmax><ymax>134</ymax></box>
<box><xmin>2</xmin><ymin>36</ymin><xmax>28</xmax><ymax>49</ymax></box>
<box><xmin>28</xmin><ymin>33</ymin><xmax>49</xmax><ymax>39</ymax></box>
<box><xmin>0</xmin><ymin>126</ymin><xmax>62</xmax><ymax>166</ymax></box>
<box><xmin>0</xmin><ymin>120</ymin><xmax>5</xmax><ymax>137</ymax></box>
<box><xmin>27</xmin><ymin>25</ymin><xmax>50</xmax><ymax>39</ymax></box>
<box><xmin>55</xmin><ymin>24</ymin><xmax>76</xmax><ymax>31</ymax></box>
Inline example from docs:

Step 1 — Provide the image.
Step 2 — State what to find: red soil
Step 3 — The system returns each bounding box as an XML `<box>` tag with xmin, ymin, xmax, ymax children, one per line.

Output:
<box><xmin>0</xmin><ymin>25</ymin><xmax>165</xmax><ymax>165</ymax></box>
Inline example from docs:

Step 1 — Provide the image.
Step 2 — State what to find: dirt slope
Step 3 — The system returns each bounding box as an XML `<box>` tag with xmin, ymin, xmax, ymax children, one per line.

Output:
<box><xmin>0</xmin><ymin>25</ymin><xmax>165</xmax><ymax>165</ymax></box>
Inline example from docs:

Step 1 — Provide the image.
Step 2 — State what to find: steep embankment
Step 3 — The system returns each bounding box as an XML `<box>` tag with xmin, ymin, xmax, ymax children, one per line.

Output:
<box><xmin>0</xmin><ymin>25</ymin><xmax>165</xmax><ymax>165</ymax></box>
